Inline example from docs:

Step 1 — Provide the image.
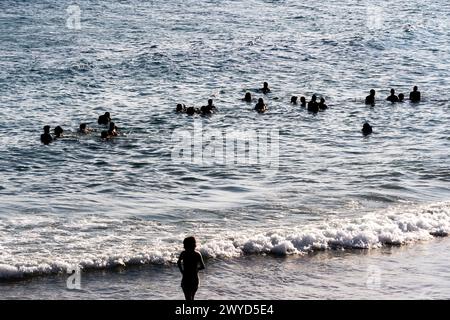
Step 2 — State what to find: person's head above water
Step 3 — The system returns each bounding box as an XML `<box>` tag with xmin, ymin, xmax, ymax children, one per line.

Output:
<box><xmin>186</xmin><ymin>106</ymin><xmax>195</xmax><ymax>116</ymax></box>
<box><xmin>176</xmin><ymin>104</ymin><xmax>184</xmax><ymax>112</ymax></box>
<box><xmin>311</xmin><ymin>95</ymin><xmax>317</xmax><ymax>101</ymax></box>
<box><xmin>362</xmin><ymin>122</ymin><xmax>373</xmax><ymax>136</ymax></box>
<box><xmin>261</xmin><ymin>82</ymin><xmax>270</xmax><ymax>94</ymax></box>
<box><xmin>98</xmin><ymin>112</ymin><xmax>111</xmax><ymax>125</ymax></box>
<box><xmin>410</xmin><ymin>86</ymin><xmax>421</xmax><ymax>102</ymax></box>
<box><xmin>109</xmin><ymin>122</ymin><xmax>116</xmax><ymax>131</ymax></box>
<box><xmin>255</xmin><ymin>98</ymin><xmax>267</xmax><ymax>112</ymax></box>
<box><xmin>41</xmin><ymin>125</ymin><xmax>53</xmax><ymax>145</ymax></box>
<box><xmin>183</xmin><ymin>236</ymin><xmax>197</xmax><ymax>251</ymax></box>
<box><xmin>291</xmin><ymin>96</ymin><xmax>298</xmax><ymax>104</ymax></box>
<box><xmin>80</xmin><ymin>123</ymin><xmax>87</xmax><ymax>131</ymax></box>
<box><xmin>318</xmin><ymin>97</ymin><xmax>328</xmax><ymax>110</ymax></box>
<box><xmin>208</xmin><ymin>99</ymin><xmax>213</xmax><ymax>106</ymax></box>
<box><xmin>244</xmin><ymin>92</ymin><xmax>252</xmax><ymax>102</ymax></box>
<box><xmin>398</xmin><ymin>93</ymin><xmax>405</xmax><ymax>102</ymax></box>
<box><xmin>370</xmin><ymin>89</ymin><xmax>376</xmax><ymax>96</ymax></box>
<box><xmin>300</xmin><ymin>96</ymin><xmax>306</xmax><ymax>104</ymax></box>
<box><xmin>54</xmin><ymin>126</ymin><xmax>64</xmax><ymax>137</ymax></box>
<box><xmin>390</xmin><ymin>89</ymin><xmax>396</xmax><ymax>95</ymax></box>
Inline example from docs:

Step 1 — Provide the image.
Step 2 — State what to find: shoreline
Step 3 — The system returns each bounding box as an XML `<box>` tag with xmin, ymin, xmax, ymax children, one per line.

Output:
<box><xmin>1</xmin><ymin>200</ymin><xmax>449</xmax><ymax>284</ymax></box>
<box><xmin>1</xmin><ymin>236</ymin><xmax>449</xmax><ymax>300</ymax></box>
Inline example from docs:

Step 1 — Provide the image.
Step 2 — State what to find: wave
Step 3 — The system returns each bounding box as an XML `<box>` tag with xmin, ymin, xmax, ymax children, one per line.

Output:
<box><xmin>202</xmin><ymin>202</ymin><xmax>450</xmax><ymax>257</ymax></box>
<box><xmin>1</xmin><ymin>202</ymin><xmax>449</xmax><ymax>280</ymax></box>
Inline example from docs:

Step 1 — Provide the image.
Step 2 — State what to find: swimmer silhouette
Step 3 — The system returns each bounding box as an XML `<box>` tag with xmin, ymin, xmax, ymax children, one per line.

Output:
<box><xmin>101</xmin><ymin>130</ymin><xmax>110</xmax><ymax>140</ymax></box>
<box><xmin>243</xmin><ymin>92</ymin><xmax>252</xmax><ymax>102</ymax></box>
<box><xmin>291</xmin><ymin>96</ymin><xmax>298</xmax><ymax>104</ymax></box>
<box><xmin>177</xmin><ymin>237</ymin><xmax>205</xmax><ymax>301</ymax></box>
<box><xmin>300</xmin><ymin>96</ymin><xmax>307</xmax><ymax>107</ymax></box>
<box><xmin>319</xmin><ymin>98</ymin><xmax>328</xmax><ymax>110</ymax></box>
<box><xmin>365</xmin><ymin>89</ymin><xmax>376</xmax><ymax>105</ymax></box>
<box><xmin>207</xmin><ymin>99</ymin><xmax>216</xmax><ymax>111</ymax></box>
<box><xmin>200</xmin><ymin>105</ymin><xmax>211</xmax><ymax>115</ymax></box>
<box><xmin>108</xmin><ymin>122</ymin><xmax>118</xmax><ymax>136</ymax></box>
<box><xmin>54</xmin><ymin>126</ymin><xmax>64</xmax><ymax>139</ymax></box>
<box><xmin>98</xmin><ymin>112</ymin><xmax>111</xmax><ymax>125</ymax></box>
<box><xmin>410</xmin><ymin>86</ymin><xmax>421</xmax><ymax>102</ymax></box>
<box><xmin>40</xmin><ymin>125</ymin><xmax>53</xmax><ymax>145</ymax></box>
<box><xmin>307</xmin><ymin>95</ymin><xmax>319</xmax><ymax>113</ymax></box>
<box><xmin>398</xmin><ymin>93</ymin><xmax>405</xmax><ymax>102</ymax></box>
<box><xmin>362</xmin><ymin>122</ymin><xmax>373</xmax><ymax>136</ymax></box>
<box><xmin>200</xmin><ymin>99</ymin><xmax>216</xmax><ymax>115</ymax></box>
<box><xmin>176</xmin><ymin>104</ymin><xmax>186</xmax><ymax>113</ymax></box>
<box><xmin>386</xmin><ymin>89</ymin><xmax>399</xmax><ymax>103</ymax></box>
<box><xmin>79</xmin><ymin>123</ymin><xmax>88</xmax><ymax>134</ymax></box>
<box><xmin>254</xmin><ymin>98</ymin><xmax>267</xmax><ymax>113</ymax></box>
<box><xmin>261</xmin><ymin>82</ymin><xmax>270</xmax><ymax>94</ymax></box>
<box><xmin>186</xmin><ymin>106</ymin><xmax>196</xmax><ymax>116</ymax></box>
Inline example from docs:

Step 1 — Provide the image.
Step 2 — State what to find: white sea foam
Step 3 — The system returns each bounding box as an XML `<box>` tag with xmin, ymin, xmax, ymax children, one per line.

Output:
<box><xmin>0</xmin><ymin>202</ymin><xmax>449</xmax><ymax>280</ymax></box>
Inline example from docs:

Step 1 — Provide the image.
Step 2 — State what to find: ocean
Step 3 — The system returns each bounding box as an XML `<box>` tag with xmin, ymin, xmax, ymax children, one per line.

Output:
<box><xmin>1</xmin><ymin>0</ymin><xmax>450</xmax><ymax>299</ymax></box>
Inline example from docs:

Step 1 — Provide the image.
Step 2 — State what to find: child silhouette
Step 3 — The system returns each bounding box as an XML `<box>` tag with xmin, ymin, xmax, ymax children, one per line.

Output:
<box><xmin>177</xmin><ymin>236</ymin><xmax>205</xmax><ymax>300</ymax></box>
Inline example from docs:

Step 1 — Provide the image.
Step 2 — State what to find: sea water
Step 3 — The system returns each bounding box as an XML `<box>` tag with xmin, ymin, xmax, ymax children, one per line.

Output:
<box><xmin>1</xmin><ymin>0</ymin><xmax>450</xmax><ymax>299</ymax></box>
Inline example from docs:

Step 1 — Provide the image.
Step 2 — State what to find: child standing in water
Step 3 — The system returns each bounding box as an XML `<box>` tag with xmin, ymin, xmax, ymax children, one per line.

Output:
<box><xmin>177</xmin><ymin>236</ymin><xmax>205</xmax><ymax>301</ymax></box>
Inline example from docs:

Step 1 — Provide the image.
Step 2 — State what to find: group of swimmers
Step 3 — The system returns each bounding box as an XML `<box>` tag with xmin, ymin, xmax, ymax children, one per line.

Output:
<box><xmin>361</xmin><ymin>86</ymin><xmax>420</xmax><ymax>135</ymax></box>
<box><xmin>360</xmin><ymin>86</ymin><xmax>421</xmax><ymax>135</ymax></box>
<box><xmin>176</xmin><ymin>82</ymin><xmax>330</xmax><ymax>115</ymax></box>
<box><xmin>175</xmin><ymin>84</ymin><xmax>421</xmax><ymax>300</ymax></box>
<box><xmin>174</xmin><ymin>82</ymin><xmax>422</xmax><ymax>138</ymax></box>
<box><xmin>97</xmin><ymin>112</ymin><xmax>120</xmax><ymax>139</ymax></box>
<box><xmin>176</xmin><ymin>99</ymin><xmax>218</xmax><ymax>116</ymax></box>
<box><xmin>365</xmin><ymin>86</ymin><xmax>421</xmax><ymax>105</ymax></box>
<box><xmin>40</xmin><ymin>125</ymin><xmax>64</xmax><ymax>145</ymax></box>
<box><xmin>40</xmin><ymin>83</ymin><xmax>424</xmax><ymax>144</ymax></box>
<box><xmin>243</xmin><ymin>82</ymin><xmax>329</xmax><ymax>113</ymax></box>
<box><xmin>40</xmin><ymin>112</ymin><xmax>120</xmax><ymax>145</ymax></box>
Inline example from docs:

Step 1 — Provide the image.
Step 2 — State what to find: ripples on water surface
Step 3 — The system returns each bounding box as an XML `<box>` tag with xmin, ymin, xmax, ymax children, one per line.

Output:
<box><xmin>0</xmin><ymin>0</ymin><xmax>450</xmax><ymax>297</ymax></box>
